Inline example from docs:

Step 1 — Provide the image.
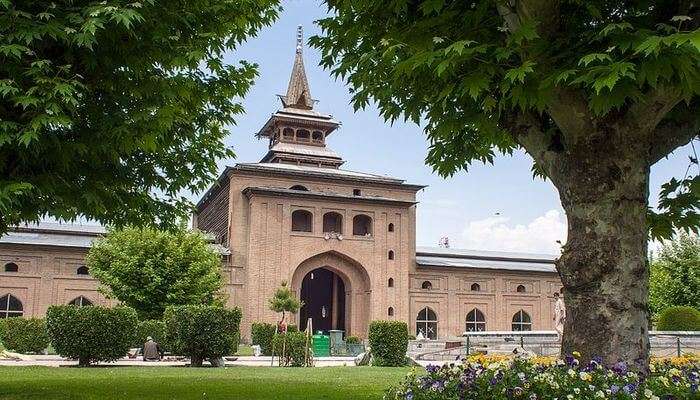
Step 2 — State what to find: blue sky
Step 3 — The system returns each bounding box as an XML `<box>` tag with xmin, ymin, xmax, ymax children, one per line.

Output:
<box><xmin>208</xmin><ymin>1</ymin><xmax>694</xmax><ymax>253</ymax></box>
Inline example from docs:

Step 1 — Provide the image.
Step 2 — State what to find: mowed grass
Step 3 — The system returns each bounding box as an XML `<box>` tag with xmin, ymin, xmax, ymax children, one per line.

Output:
<box><xmin>0</xmin><ymin>366</ymin><xmax>411</xmax><ymax>400</ymax></box>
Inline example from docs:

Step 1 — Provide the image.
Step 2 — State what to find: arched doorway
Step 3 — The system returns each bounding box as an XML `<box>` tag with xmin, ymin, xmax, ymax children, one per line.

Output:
<box><xmin>299</xmin><ymin>267</ymin><xmax>346</xmax><ymax>333</ymax></box>
<box><xmin>291</xmin><ymin>251</ymin><xmax>371</xmax><ymax>337</ymax></box>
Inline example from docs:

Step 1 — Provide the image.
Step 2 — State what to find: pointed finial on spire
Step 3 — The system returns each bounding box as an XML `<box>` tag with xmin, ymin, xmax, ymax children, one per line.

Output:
<box><xmin>281</xmin><ymin>25</ymin><xmax>313</xmax><ymax>110</ymax></box>
<box><xmin>296</xmin><ymin>25</ymin><xmax>303</xmax><ymax>54</ymax></box>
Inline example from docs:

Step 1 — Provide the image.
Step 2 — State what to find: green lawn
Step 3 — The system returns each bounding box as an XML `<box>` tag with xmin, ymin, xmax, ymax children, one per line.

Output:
<box><xmin>0</xmin><ymin>366</ymin><xmax>411</xmax><ymax>400</ymax></box>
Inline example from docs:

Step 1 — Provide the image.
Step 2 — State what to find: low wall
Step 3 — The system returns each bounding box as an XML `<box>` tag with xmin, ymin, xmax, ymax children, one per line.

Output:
<box><xmin>408</xmin><ymin>331</ymin><xmax>700</xmax><ymax>360</ymax></box>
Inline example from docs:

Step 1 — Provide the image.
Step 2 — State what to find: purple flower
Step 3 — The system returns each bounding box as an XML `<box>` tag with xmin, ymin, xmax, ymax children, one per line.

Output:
<box><xmin>612</xmin><ymin>361</ymin><xmax>628</xmax><ymax>375</ymax></box>
<box><xmin>426</xmin><ymin>364</ymin><xmax>440</xmax><ymax>374</ymax></box>
<box><xmin>610</xmin><ymin>384</ymin><xmax>620</xmax><ymax>394</ymax></box>
<box><xmin>565</xmin><ymin>355</ymin><xmax>576</xmax><ymax>366</ymax></box>
<box><xmin>405</xmin><ymin>390</ymin><xmax>413</xmax><ymax>400</ymax></box>
<box><xmin>622</xmin><ymin>383</ymin><xmax>637</xmax><ymax>394</ymax></box>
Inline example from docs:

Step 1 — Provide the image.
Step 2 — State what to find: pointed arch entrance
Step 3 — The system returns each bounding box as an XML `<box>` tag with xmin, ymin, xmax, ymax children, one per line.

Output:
<box><xmin>291</xmin><ymin>251</ymin><xmax>371</xmax><ymax>336</ymax></box>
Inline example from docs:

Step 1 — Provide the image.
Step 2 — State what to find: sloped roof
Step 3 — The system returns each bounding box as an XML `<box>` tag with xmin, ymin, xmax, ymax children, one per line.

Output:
<box><xmin>416</xmin><ymin>246</ymin><xmax>558</xmax><ymax>273</ymax></box>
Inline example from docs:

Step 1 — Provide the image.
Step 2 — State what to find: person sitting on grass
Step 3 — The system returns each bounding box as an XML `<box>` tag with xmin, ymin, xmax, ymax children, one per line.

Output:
<box><xmin>143</xmin><ymin>336</ymin><xmax>162</xmax><ymax>361</ymax></box>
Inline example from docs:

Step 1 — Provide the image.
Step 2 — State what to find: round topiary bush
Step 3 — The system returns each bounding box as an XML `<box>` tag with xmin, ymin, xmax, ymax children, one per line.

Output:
<box><xmin>656</xmin><ymin>306</ymin><xmax>700</xmax><ymax>331</ymax></box>
<box><xmin>368</xmin><ymin>320</ymin><xmax>408</xmax><ymax>367</ymax></box>
<box><xmin>133</xmin><ymin>319</ymin><xmax>167</xmax><ymax>350</ymax></box>
<box><xmin>163</xmin><ymin>305</ymin><xmax>241</xmax><ymax>367</ymax></box>
<box><xmin>46</xmin><ymin>305</ymin><xmax>138</xmax><ymax>366</ymax></box>
<box><xmin>251</xmin><ymin>322</ymin><xmax>276</xmax><ymax>356</ymax></box>
<box><xmin>272</xmin><ymin>331</ymin><xmax>310</xmax><ymax>367</ymax></box>
<box><xmin>1</xmin><ymin>318</ymin><xmax>49</xmax><ymax>354</ymax></box>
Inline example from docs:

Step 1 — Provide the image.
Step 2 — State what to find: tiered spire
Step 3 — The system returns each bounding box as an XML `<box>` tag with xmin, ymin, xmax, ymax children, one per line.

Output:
<box><xmin>280</xmin><ymin>26</ymin><xmax>314</xmax><ymax>110</ymax></box>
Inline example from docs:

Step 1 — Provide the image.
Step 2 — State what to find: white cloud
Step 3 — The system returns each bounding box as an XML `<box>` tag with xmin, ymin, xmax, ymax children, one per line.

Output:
<box><xmin>459</xmin><ymin>210</ymin><xmax>567</xmax><ymax>254</ymax></box>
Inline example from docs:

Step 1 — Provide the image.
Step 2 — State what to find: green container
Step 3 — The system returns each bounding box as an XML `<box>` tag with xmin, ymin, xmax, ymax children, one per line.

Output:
<box><xmin>312</xmin><ymin>334</ymin><xmax>330</xmax><ymax>357</ymax></box>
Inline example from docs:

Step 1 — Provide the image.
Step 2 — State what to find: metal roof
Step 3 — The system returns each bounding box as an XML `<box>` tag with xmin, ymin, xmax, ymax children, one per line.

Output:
<box><xmin>235</xmin><ymin>162</ymin><xmax>410</xmax><ymax>184</ymax></box>
<box><xmin>262</xmin><ymin>142</ymin><xmax>342</xmax><ymax>160</ymax></box>
<box><xmin>243</xmin><ymin>186</ymin><xmax>417</xmax><ymax>207</ymax></box>
<box><xmin>416</xmin><ymin>246</ymin><xmax>558</xmax><ymax>273</ymax></box>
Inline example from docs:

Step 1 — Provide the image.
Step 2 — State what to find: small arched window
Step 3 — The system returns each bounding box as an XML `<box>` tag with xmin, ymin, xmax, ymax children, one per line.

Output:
<box><xmin>68</xmin><ymin>296</ymin><xmax>93</xmax><ymax>307</ymax></box>
<box><xmin>516</xmin><ymin>285</ymin><xmax>526</xmax><ymax>293</ymax></box>
<box><xmin>388</xmin><ymin>307</ymin><xmax>394</xmax><ymax>317</ymax></box>
<box><xmin>388</xmin><ymin>278</ymin><xmax>394</xmax><ymax>287</ymax></box>
<box><xmin>0</xmin><ymin>294</ymin><xmax>23</xmax><ymax>318</ymax></box>
<box><xmin>352</xmin><ymin>214</ymin><xmax>372</xmax><ymax>236</ymax></box>
<box><xmin>291</xmin><ymin>209</ymin><xmax>313</xmax><ymax>232</ymax></box>
<box><xmin>290</xmin><ymin>185</ymin><xmax>309</xmax><ymax>191</ymax></box>
<box><xmin>416</xmin><ymin>307</ymin><xmax>438</xmax><ymax>340</ymax></box>
<box><xmin>4</xmin><ymin>262</ymin><xmax>18</xmax><ymax>272</ymax></box>
<box><xmin>512</xmin><ymin>310</ymin><xmax>532</xmax><ymax>331</ymax></box>
<box><xmin>470</xmin><ymin>283</ymin><xmax>481</xmax><ymax>292</ymax></box>
<box><xmin>312</xmin><ymin>131</ymin><xmax>324</xmax><ymax>143</ymax></box>
<box><xmin>296</xmin><ymin>129</ymin><xmax>310</xmax><ymax>142</ymax></box>
<box><xmin>421</xmin><ymin>281</ymin><xmax>432</xmax><ymax>290</ymax></box>
<box><xmin>388</xmin><ymin>223</ymin><xmax>394</xmax><ymax>232</ymax></box>
<box><xmin>76</xmin><ymin>266</ymin><xmax>89</xmax><ymax>275</ymax></box>
<box><xmin>282</xmin><ymin>127</ymin><xmax>294</xmax><ymax>140</ymax></box>
<box><xmin>466</xmin><ymin>308</ymin><xmax>486</xmax><ymax>332</ymax></box>
<box><xmin>388</xmin><ymin>250</ymin><xmax>395</xmax><ymax>260</ymax></box>
<box><xmin>323</xmin><ymin>212</ymin><xmax>343</xmax><ymax>234</ymax></box>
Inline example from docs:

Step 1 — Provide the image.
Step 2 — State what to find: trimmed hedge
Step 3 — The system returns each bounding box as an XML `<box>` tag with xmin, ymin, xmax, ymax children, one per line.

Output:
<box><xmin>657</xmin><ymin>306</ymin><xmax>700</xmax><ymax>331</ymax></box>
<box><xmin>368</xmin><ymin>320</ymin><xmax>408</xmax><ymax>367</ymax></box>
<box><xmin>46</xmin><ymin>305</ymin><xmax>138</xmax><ymax>366</ymax></box>
<box><xmin>133</xmin><ymin>319</ymin><xmax>167</xmax><ymax>350</ymax></box>
<box><xmin>1</xmin><ymin>318</ymin><xmax>49</xmax><ymax>354</ymax></box>
<box><xmin>346</xmin><ymin>335</ymin><xmax>361</xmax><ymax>345</ymax></box>
<box><xmin>251</xmin><ymin>322</ymin><xmax>276</xmax><ymax>356</ymax></box>
<box><xmin>163</xmin><ymin>305</ymin><xmax>241</xmax><ymax>367</ymax></box>
<box><xmin>272</xmin><ymin>331</ymin><xmax>310</xmax><ymax>366</ymax></box>
<box><xmin>0</xmin><ymin>319</ymin><xmax>6</xmax><ymax>348</ymax></box>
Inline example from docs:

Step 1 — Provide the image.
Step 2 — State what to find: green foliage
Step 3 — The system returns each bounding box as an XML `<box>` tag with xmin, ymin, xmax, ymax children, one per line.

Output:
<box><xmin>272</xmin><ymin>331</ymin><xmax>310</xmax><ymax>367</ymax></box>
<box><xmin>656</xmin><ymin>306</ymin><xmax>700</xmax><ymax>331</ymax></box>
<box><xmin>269</xmin><ymin>281</ymin><xmax>302</xmax><ymax>319</ymax></box>
<box><xmin>163</xmin><ymin>305</ymin><xmax>241</xmax><ymax>367</ymax></box>
<box><xmin>649</xmin><ymin>234</ymin><xmax>700</xmax><ymax>318</ymax></box>
<box><xmin>368</xmin><ymin>321</ymin><xmax>408</xmax><ymax>367</ymax></box>
<box><xmin>0</xmin><ymin>0</ymin><xmax>280</xmax><ymax>234</ymax></box>
<box><xmin>0</xmin><ymin>318</ymin><xmax>6</xmax><ymax>347</ymax></box>
<box><xmin>46</xmin><ymin>305</ymin><xmax>138</xmax><ymax>366</ymax></box>
<box><xmin>345</xmin><ymin>335</ymin><xmax>361</xmax><ymax>345</ymax></box>
<box><xmin>133</xmin><ymin>320</ymin><xmax>167</xmax><ymax>350</ymax></box>
<box><xmin>86</xmin><ymin>227</ymin><xmax>224</xmax><ymax>320</ymax></box>
<box><xmin>311</xmin><ymin>1</ymin><xmax>700</xmax><ymax>240</ymax></box>
<box><xmin>251</xmin><ymin>322</ymin><xmax>276</xmax><ymax>356</ymax></box>
<box><xmin>1</xmin><ymin>318</ymin><xmax>49</xmax><ymax>354</ymax></box>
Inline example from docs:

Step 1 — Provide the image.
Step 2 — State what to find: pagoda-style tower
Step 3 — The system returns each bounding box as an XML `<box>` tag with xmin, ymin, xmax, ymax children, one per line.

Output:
<box><xmin>256</xmin><ymin>26</ymin><xmax>343</xmax><ymax>168</ymax></box>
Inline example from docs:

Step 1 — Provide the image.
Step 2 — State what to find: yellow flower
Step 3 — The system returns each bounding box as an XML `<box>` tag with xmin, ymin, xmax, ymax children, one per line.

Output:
<box><xmin>572</xmin><ymin>351</ymin><xmax>581</xmax><ymax>358</ymax></box>
<box><xmin>579</xmin><ymin>371</ymin><xmax>592</xmax><ymax>382</ymax></box>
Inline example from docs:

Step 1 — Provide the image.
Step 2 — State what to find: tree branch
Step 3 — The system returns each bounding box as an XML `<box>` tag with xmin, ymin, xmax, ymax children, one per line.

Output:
<box><xmin>649</xmin><ymin>102</ymin><xmax>700</xmax><ymax>164</ymax></box>
<box><xmin>626</xmin><ymin>85</ymin><xmax>685</xmax><ymax>135</ymax></box>
<box><xmin>502</xmin><ymin>111</ymin><xmax>562</xmax><ymax>178</ymax></box>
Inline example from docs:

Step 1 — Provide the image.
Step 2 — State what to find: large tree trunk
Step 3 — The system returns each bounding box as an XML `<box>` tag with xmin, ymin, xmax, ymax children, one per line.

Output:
<box><xmin>554</xmin><ymin>138</ymin><xmax>651</xmax><ymax>370</ymax></box>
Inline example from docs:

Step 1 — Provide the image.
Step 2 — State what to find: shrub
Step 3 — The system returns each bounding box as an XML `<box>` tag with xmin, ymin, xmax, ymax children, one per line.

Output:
<box><xmin>272</xmin><ymin>331</ymin><xmax>310</xmax><ymax>367</ymax></box>
<box><xmin>46</xmin><ymin>305</ymin><xmax>138</xmax><ymax>366</ymax></box>
<box><xmin>346</xmin><ymin>335</ymin><xmax>361</xmax><ymax>345</ymax></box>
<box><xmin>657</xmin><ymin>306</ymin><xmax>700</xmax><ymax>331</ymax></box>
<box><xmin>1</xmin><ymin>318</ymin><xmax>49</xmax><ymax>354</ymax></box>
<box><xmin>251</xmin><ymin>322</ymin><xmax>276</xmax><ymax>356</ymax></box>
<box><xmin>368</xmin><ymin>320</ymin><xmax>408</xmax><ymax>367</ymax></box>
<box><xmin>133</xmin><ymin>319</ymin><xmax>167</xmax><ymax>350</ymax></box>
<box><xmin>386</xmin><ymin>354</ymin><xmax>700</xmax><ymax>400</ymax></box>
<box><xmin>163</xmin><ymin>305</ymin><xmax>241</xmax><ymax>367</ymax></box>
<box><xmin>0</xmin><ymin>319</ymin><xmax>6</xmax><ymax>347</ymax></box>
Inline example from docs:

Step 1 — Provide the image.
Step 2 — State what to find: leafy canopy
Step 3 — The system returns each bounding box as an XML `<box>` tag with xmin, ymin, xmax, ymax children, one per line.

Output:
<box><xmin>311</xmin><ymin>0</ymin><xmax>700</xmax><ymax>238</ymax></box>
<box><xmin>649</xmin><ymin>234</ymin><xmax>700</xmax><ymax>319</ymax></box>
<box><xmin>269</xmin><ymin>281</ymin><xmax>302</xmax><ymax>318</ymax></box>
<box><xmin>0</xmin><ymin>0</ymin><xmax>280</xmax><ymax>233</ymax></box>
<box><xmin>86</xmin><ymin>226</ymin><xmax>224</xmax><ymax>320</ymax></box>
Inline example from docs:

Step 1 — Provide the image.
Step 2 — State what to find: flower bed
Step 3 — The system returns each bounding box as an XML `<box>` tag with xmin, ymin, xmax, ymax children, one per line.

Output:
<box><xmin>386</xmin><ymin>353</ymin><xmax>699</xmax><ymax>400</ymax></box>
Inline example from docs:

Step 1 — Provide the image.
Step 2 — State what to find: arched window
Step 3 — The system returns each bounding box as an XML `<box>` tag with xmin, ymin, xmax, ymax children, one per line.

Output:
<box><xmin>68</xmin><ymin>296</ymin><xmax>93</xmax><ymax>307</ymax></box>
<box><xmin>76</xmin><ymin>266</ymin><xmax>89</xmax><ymax>275</ymax></box>
<box><xmin>388</xmin><ymin>307</ymin><xmax>394</xmax><ymax>317</ymax></box>
<box><xmin>388</xmin><ymin>278</ymin><xmax>394</xmax><ymax>287</ymax></box>
<box><xmin>282</xmin><ymin>127</ymin><xmax>294</xmax><ymax>140</ymax></box>
<box><xmin>512</xmin><ymin>310</ymin><xmax>532</xmax><ymax>331</ymax></box>
<box><xmin>352</xmin><ymin>214</ymin><xmax>372</xmax><ymax>236</ymax></box>
<box><xmin>421</xmin><ymin>281</ymin><xmax>432</xmax><ymax>290</ymax></box>
<box><xmin>516</xmin><ymin>285</ymin><xmax>526</xmax><ymax>293</ymax></box>
<box><xmin>466</xmin><ymin>308</ymin><xmax>486</xmax><ymax>332</ymax></box>
<box><xmin>388</xmin><ymin>250</ymin><xmax>395</xmax><ymax>260</ymax></box>
<box><xmin>0</xmin><ymin>294</ymin><xmax>23</xmax><ymax>318</ymax></box>
<box><xmin>416</xmin><ymin>307</ymin><xmax>438</xmax><ymax>340</ymax></box>
<box><xmin>290</xmin><ymin>185</ymin><xmax>309</xmax><ymax>191</ymax></box>
<box><xmin>470</xmin><ymin>283</ymin><xmax>481</xmax><ymax>292</ymax></box>
<box><xmin>388</xmin><ymin>223</ymin><xmax>394</xmax><ymax>232</ymax></box>
<box><xmin>312</xmin><ymin>131</ymin><xmax>324</xmax><ymax>143</ymax></box>
<box><xmin>291</xmin><ymin>209</ymin><xmax>313</xmax><ymax>232</ymax></box>
<box><xmin>323</xmin><ymin>212</ymin><xmax>343</xmax><ymax>234</ymax></box>
<box><xmin>4</xmin><ymin>262</ymin><xmax>18</xmax><ymax>272</ymax></box>
<box><xmin>296</xmin><ymin>129</ymin><xmax>310</xmax><ymax>142</ymax></box>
